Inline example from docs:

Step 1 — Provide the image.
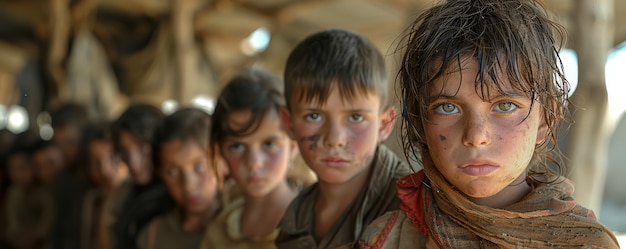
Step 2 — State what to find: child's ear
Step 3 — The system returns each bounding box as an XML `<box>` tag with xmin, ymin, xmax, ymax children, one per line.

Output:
<box><xmin>378</xmin><ymin>107</ymin><xmax>397</xmax><ymax>143</ymax></box>
<box><xmin>535</xmin><ymin>102</ymin><xmax>555</xmax><ymax>145</ymax></box>
<box><xmin>536</xmin><ymin>117</ymin><xmax>550</xmax><ymax>145</ymax></box>
<box><xmin>279</xmin><ymin>107</ymin><xmax>296</xmax><ymax>139</ymax></box>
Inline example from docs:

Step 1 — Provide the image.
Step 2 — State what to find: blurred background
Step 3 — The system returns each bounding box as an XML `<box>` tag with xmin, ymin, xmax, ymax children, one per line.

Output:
<box><xmin>0</xmin><ymin>0</ymin><xmax>624</xmax><ymax>239</ymax></box>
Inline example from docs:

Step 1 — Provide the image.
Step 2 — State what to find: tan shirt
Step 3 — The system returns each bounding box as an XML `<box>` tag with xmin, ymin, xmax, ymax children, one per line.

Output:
<box><xmin>137</xmin><ymin>210</ymin><xmax>205</xmax><ymax>249</ymax></box>
<box><xmin>275</xmin><ymin>145</ymin><xmax>409</xmax><ymax>249</ymax></box>
<box><xmin>200</xmin><ymin>197</ymin><xmax>278</xmax><ymax>249</ymax></box>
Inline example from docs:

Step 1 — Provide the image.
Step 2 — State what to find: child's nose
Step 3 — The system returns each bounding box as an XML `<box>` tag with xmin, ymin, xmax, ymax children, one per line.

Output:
<box><xmin>182</xmin><ymin>171</ymin><xmax>198</xmax><ymax>192</ymax></box>
<box><xmin>462</xmin><ymin>113</ymin><xmax>492</xmax><ymax>147</ymax></box>
<box><xmin>323</xmin><ymin>120</ymin><xmax>347</xmax><ymax>148</ymax></box>
<box><xmin>245</xmin><ymin>149</ymin><xmax>264</xmax><ymax>171</ymax></box>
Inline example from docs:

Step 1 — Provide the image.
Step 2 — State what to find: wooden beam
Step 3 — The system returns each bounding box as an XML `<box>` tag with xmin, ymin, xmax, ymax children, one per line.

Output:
<box><xmin>172</xmin><ymin>0</ymin><xmax>201</xmax><ymax>104</ymax></box>
<box><xmin>48</xmin><ymin>0</ymin><xmax>70</xmax><ymax>102</ymax></box>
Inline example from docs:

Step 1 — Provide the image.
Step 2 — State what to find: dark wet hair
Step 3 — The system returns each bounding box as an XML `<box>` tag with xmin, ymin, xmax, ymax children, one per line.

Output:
<box><xmin>152</xmin><ymin>108</ymin><xmax>225</xmax><ymax>185</ymax></box>
<box><xmin>112</xmin><ymin>103</ymin><xmax>164</xmax><ymax>150</ymax></box>
<box><xmin>211</xmin><ymin>68</ymin><xmax>284</xmax><ymax>147</ymax></box>
<box><xmin>50</xmin><ymin>102</ymin><xmax>89</xmax><ymax>129</ymax></box>
<box><xmin>78</xmin><ymin>122</ymin><xmax>115</xmax><ymax>184</ymax></box>
<box><xmin>399</xmin><ymin>0</ymin><xmax>570</xmax><ymax>181</ymax></box>
<box><xmin>284</xmin><ymin>28</ymin><xmax>388</xmax><ymax>109</ymax></box>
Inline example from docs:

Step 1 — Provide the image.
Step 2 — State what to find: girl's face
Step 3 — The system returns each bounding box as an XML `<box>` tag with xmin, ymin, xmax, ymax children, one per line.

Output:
<box><xmin>424</xmin><ymin>59</ymin><xmax>547</xmax><ymax>204</ymax></box>
<box><xmin>159</xmin><ymin>140</ymin><xmax>220</xmax><ymax>214</ymax></box>
<box><xmin>52</xmin><ymin>126</ymin><xmax>81</xmax><ymax>165</ymax></box>
<box><xmin>118</xmin><ymin>131</ymin><xmax>152</xmax><ymax>185</ymax></box>
<box><xmin>34</xmin><ymin>146</ymin><xmax>64</xmax><ymax>185</ymax></box>
<box><xmin>88</xmin><ymin>140</ymin><xmax>127</xmax><ymax>189</ymax></box>
<box><xmin>7</xmin><ymin>154</ymin><xmax>34</xmax><ymax>187</ymax></box>
<box><xmin>220</xmin><ymin>109</ymin><xmax>297</xmax><ymax>198</ymax></box>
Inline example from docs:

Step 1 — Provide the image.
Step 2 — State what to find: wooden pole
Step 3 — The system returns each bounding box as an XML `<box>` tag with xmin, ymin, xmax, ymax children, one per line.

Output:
<box><xmin>48</xmin><ymin>0</ymin><xmax>70</xmax><ymax>102</ymax></box>
<box><xmin>172</xmin><ymin>0</ymin><xmax>201</xmax><ymax>105</ymax></box>
<box><xmin>568</xmin><ymin>0</ymin><xmax>614</xmax><ymax>214</ymax></box>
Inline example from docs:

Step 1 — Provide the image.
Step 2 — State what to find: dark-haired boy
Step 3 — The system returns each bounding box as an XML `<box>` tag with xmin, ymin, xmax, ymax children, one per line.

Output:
<box><xmin>276</xmin><ymin>28</ymin><xmax>409</xmax><ymax>249</ymax></box>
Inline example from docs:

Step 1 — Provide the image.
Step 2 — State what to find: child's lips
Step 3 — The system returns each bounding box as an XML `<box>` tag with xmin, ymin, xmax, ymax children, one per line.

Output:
<box><xmin>459</xmin><ymin>159</ymin><xmax>499</xmax><ymax>176</ymax></box>
<box><xmin>246</xmin><ymin>175</ymin><xmax>265</xmax><ymax>184</ymax></box>
<box><xmin>186</xmin><ymin>196</ymin><xmax>201</xmax><ymax>206</ymax></box>
<box><xmin>322</xmin><ymin>157</ymin><xmax>349</xmax><ymax>167</ymax></box>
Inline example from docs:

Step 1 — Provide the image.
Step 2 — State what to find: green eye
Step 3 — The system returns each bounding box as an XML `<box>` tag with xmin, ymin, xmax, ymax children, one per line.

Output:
<box><xmin>437</xmin><ymin>103</ymin><xmax>458</xmax><ymax>114</ymax></box>
<box><xmin>495</xmin><ymin>102</ymin><xmax>518</xmax><ymax>112</ymax></box>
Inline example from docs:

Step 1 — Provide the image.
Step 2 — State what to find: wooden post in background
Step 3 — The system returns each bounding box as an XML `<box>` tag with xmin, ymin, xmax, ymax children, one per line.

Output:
<box><xmin>48</xmin><ymin>0</ymin><xmax>70</xmax><ymax>103</ymax></box>
<box><xmin>568</xmin><ymin>0</ymin><xmax>614</xmax><ymax>214</ymax></box>
<box><xmin>172</xmin><ymin>0</ymin><xmax>201</xmax><ymax>105</ymax></box>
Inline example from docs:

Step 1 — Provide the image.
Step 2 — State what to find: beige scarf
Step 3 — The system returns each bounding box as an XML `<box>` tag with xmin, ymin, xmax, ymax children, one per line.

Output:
<box><xmin>398</xmin><ymin>165</ymin><xmax>620</xmax><ymax>248</ymax></box>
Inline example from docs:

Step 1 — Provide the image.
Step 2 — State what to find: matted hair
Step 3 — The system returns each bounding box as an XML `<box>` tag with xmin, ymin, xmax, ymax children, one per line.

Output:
<box><xmin>211</xmin><ymin>68</ymin><xmax>284</xmax><ymax>147</ymax></box>
<box><xmin>399</xmin><ymin>0</ymin><xmax>571</xmax><ymax>181</ymax></box>
<box><xmin>152</xmin><ymin>108</ymin><xmax>225</xmax><ymax>185</ymax></box>
<box><xmin>284</xmin><ymin>28</ymin><xmax>388</xmax><ymax>109</ymax></box>
<box><xmin>112</xmin><ymin>103</ymin><xmax>164</xmax><ymax>148</ymax></box>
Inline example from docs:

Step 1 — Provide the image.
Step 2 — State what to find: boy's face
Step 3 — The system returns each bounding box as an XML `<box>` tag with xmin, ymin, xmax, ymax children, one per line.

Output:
<box><xmin>118</xmin><ymin>131</ymin><xmax>152</xmax><ymax>185</ymax></box>
<box><xmin>52</xmin><ymin>126</ymin><xmax>81</xmax><ymax>166</ymax></box>
<box><xmin>34</xmin><ymin>146</ymin><xmax>64</xmax><ymax>185</ymax></box>
<box><xmin>159</xmin><ymin>140</ymin><xmax>221</xmax><ymax>215</ymax></box>
<box><xmin>282</xmin><ymin>86</ymin><xmax>395</xmax><ymax>185</ymax></box>
<box><xmin>220</xmin><ymin>109</ymin><xmax>297</xmax><ymax>198</ymax></box>
<box><xmin>7</xmin><ymin>154</ymin><xmax>34</xmax><ymax>187</ymax></box>
<box><xmin>89</xmin><ymin>140</ymin><xmax>126</xmax><ymax>189</ymax></box>
<box><xmin>423</xmin><ymin>59</ymin><xmax>547</xmax><ymax>202</ymax></box>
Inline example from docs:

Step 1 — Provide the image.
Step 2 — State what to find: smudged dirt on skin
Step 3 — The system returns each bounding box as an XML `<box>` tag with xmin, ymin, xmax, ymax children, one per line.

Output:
<box><xmin>439</xmin><ymin>135</ymin><xmax>447</xmax><ymax>141</ymax></box>
<box><xmin>299</xmin><ymin>134</ymin><xmax>320</xmax><ymax>151</ymax></box>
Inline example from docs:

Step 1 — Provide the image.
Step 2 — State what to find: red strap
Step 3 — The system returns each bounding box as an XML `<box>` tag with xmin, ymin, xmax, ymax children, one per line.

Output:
<box><xmin>358</xmin><ymin>210</ymin><xmax>399</xmax><ymax>249</ymax></box>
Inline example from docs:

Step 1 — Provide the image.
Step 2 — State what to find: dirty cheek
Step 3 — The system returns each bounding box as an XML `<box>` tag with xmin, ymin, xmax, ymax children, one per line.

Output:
<box><xmin>298</xmin><ymin>134</ymin><xmax>320</xmax><ymax>151</ymax></box>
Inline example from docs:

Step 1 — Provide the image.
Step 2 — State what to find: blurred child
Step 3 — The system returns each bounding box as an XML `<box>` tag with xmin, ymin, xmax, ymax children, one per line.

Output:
<box><xmin>50</xmin><ymin>103</ymin><xmax>91</xmax><ymax>249</ymax></box>
<box><xmin>80</xmin><ymin>122</ymin><xmax>129</xmax><ymax>249</ymax></box>
<box><xmin>275</xmin><ymin>29</ymin><xmax>409</xmax><ymax>248</ymax></box>
<box><xmin>4</xmin><ymin>137</ymin><xmax>54</xmax><ymax>249</ymax></box>
<box><xmin>358</xmin><ymin>0</ymin><xmax>619</xmax><ymax>248</ymax></box>
<box><xmin>111</xmin><ymin>103</ymin><xmax>174</xmax><ymax>249</ymax></box>
<box><xmin>137</xmin><ymin>108</ymin><xmax>227</xmax><ymax>249</ymax></box>
<box><xmin>32</xmin><ymin>140</ymin><xmax>65</xmax><ymax>186</ymax></box>
<box><xmin>201</xmin><ymin>68</ymin><xmax>302</xmax><ymax>249</ymax></box>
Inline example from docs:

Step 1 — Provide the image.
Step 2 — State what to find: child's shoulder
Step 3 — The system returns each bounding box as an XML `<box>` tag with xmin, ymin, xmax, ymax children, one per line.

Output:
<box><xmin>359</xmin><ymin>211</ymin><xmax>426</xmax><ymax>249</ymax></box>
<box><xmin>286</xmin><ymin>183</ymin><xmax>319</xmax><ymax>212</ymax></box>
<box><xmin>370</xmin><ymin>145</ymin><xmax>411</xmax><ymax>182</ymax></box>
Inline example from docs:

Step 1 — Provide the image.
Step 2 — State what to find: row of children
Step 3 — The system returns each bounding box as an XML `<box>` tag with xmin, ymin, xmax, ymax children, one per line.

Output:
<box><xmin>1</xmin><ymin>0</ymin><xmax>622</xmax><ymax>248</ymax></box>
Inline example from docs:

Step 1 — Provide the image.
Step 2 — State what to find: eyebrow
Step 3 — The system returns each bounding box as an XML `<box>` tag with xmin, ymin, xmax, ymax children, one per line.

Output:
<box><xmin>429</xmin><ymin>89</ymin><xmax>528</xmax><ymax>100</ymax></box>
<box><xmin>296</xmin><ymin>107</ymin><xmax>376</xmax><ymax>113</ymax></box>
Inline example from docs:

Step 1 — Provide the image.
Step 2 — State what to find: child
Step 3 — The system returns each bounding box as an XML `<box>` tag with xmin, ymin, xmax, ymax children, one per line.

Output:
<box><xmin>275</xmin><ymin>28</ymin><xmax>409</xmax><ymax>249</ymax></box>
<box><xmin>32</xmin><ymin>140</ymin><xmax>65</xmax><ymax>186</ymax></box>
<box><xmin>80</xmin><ymin>122</ymin><xmax>129</xmax><ymax>249</ymax></box>
<box><xmin>137</xmin><ymin>108</ymin><xmax>227</xmax><ymax>249</ymax></box>
<box><xmin>111</xmin><ymin>103</ymin><xmax>174</xmax><ymax>249</ymax></box>
<box><xmin>4</xmin><ymin>136</ymin><xmax>54</xmax><ymax>249</ymax></box>
<box><xmin>50</xmin><ymin>102</ymin><xmax>92</xmax><ymax>249</ymax></box>
<box><xmin>358</xmin><ymin>0</ymin><xmax>620</xmax><ymax>248</ymax></box>
<box><xmin>201</xmin><ymin>68</ymin><xmax>301</xmax><ymax>249</ymax></box>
